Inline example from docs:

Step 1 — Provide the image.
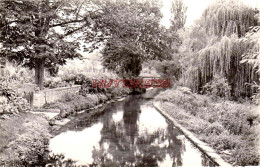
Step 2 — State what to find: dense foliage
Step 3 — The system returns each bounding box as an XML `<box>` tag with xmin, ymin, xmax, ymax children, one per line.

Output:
<box><xmin>201</xmin><ymin>74</ymin><xmax>231</xmax><ymax>99</ymax></box>
<box><xmin>179</xmin><ymin>0</ymin><xmax>259</xmax><ymax>99</ymax></box>
<box><xmin>0</xmin><ymin>0</ymin><xmax>90</xmax><ymax>89</ymax></box>
<box><xmin>93</xmin><ymin>0</ymin><xmax>184</xmax><ymax>77</ymax></box>
<box><xmin>0</xmin><ymin>79</ymin><xmax>30</xmax><ymax>118</ymax></box>
<box><xmin>170</xmin><ymin>0</ymin><xmax>187</xmax><ymax>32</ymax></box>
<box><xmin>155</xmin><ymin>88</ymin><xmax>260</xmax><ymax>165</ymax></box>
<box><xmin>0</xmin><ymin>0</ymin><xmax>117</xmax><ymax>89</ymax></box>
<box><xmin>240</xmin><ymin>17</ymin><xmax>260</xmax><ymax>104</ymax></box>
<box><xmin>202</xmin><ymin>0</ymin><xmax>257</xmax><ymax>37</ymax></box>
<box><xmin>97</xmin><ymin>0</ymin><xmax>164</xmax><ymax>77</ymax></box>
<box><xmin>143</xmin><ymin>60</ymin><xmax>181</xmax><ymax>82</ymax></box>
<box><xmin>0</xmin><ymin>113</ymin><xmax>50</xmax><ymax>166</ymax></box>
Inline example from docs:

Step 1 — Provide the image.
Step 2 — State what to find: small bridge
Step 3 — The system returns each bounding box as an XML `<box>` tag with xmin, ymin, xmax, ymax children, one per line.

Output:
<box><xmin>140</xmin><ymin>76</ymin><xmax>170</xmax><ymax>88</ymax></box>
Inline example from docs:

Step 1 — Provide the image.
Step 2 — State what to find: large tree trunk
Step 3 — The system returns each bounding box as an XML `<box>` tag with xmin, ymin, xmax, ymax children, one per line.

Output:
<box><xmin>35</xmin><ymin>59</ymin><xmax>45</xmax><ymax>90</ymax></box>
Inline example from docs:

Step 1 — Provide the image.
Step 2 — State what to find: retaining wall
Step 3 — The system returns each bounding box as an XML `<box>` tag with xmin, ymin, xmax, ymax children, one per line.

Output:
<box><xmin>153</xmin><ymin>101</ymin><xmax>232</xmax><ymax>167</ymax></box>
<box><xmin>33</xmin><ymin>85</ymin><xmax>81</xmax><ymax>108</ymax></box>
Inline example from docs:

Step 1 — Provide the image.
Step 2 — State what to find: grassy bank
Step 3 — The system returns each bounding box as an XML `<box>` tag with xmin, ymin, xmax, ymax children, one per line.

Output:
<box><xmin>1</xmin><ymin>78</ymin><xmax>52</xmax><ymax>166</ymax></box>
<box><xmin>0</xmin><ymin>113</ymin><xmax>51</xmax><ymax>166</ymax></box>
<box><xmin>44</xmin><ymin>84</ymin><xmax>131</xmax><ymax>119</ymax></box>
<box><xmin>154</xmin><ymin>88</ymin><xmax>260</xmax><ymax>166</ymax></box>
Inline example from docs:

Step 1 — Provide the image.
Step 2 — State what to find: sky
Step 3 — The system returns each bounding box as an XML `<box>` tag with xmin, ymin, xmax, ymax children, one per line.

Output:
<box><xmin>160</xmin><ymin>0</ymin><xmax>260</xmax><ymax>28</ymax></box>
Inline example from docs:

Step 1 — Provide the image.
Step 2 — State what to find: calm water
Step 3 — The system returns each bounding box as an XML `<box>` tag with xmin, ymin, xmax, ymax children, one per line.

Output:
<box><xmin>49</xmin><ymin>89</ymin><xmax>215</xmax><ymax>166</ymax></box>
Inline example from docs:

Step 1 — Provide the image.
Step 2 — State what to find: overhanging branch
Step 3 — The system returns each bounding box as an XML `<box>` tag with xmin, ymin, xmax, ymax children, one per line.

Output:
<box><xmin>50</xmin><ymin>19</ymin><xmax>85</xmax><ymax>27</ymax></box>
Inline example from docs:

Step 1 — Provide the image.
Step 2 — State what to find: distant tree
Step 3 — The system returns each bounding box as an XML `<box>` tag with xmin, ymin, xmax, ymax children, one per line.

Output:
<box><xmin>149</xmin><ymin>60</ymin><xmax>181</xmax><ymax>81</ymax></box>
<box><xmin>170</xmin><ymin>0</ymin><xmax>187</xmax><ymax>32</ymax></box>
<box><xmin>88</xmin><ymin>0</ymin><xmax>177</xmax><ymax>78</ymax></box>
<box><xmin>0</xmin><ymin>0</ymin><xmax>101</xmax><ymax>89</ymax></box>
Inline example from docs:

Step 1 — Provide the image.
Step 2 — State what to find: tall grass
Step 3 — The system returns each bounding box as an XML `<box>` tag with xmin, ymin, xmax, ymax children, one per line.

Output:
<box><xmin>155</xmin><ymin>88</ymin><xmax>259</xmax><ymax>165</ymax></box>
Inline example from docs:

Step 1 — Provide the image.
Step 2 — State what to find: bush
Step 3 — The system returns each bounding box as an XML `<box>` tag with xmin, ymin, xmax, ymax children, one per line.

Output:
<box><xmin>219</xmin><ymin>108</ymin><xmax>249</xmax><ymax>135</ymax></box>
<box><xmin>233</xmin><ymin>144</ymin><xmax>260</xmax><ymax>166</ymax></box>
<box><xmin>45</xmin><ymin>94</ymin><xmax>101</xmax><ymax>118</ymax></box>
<box><xmin>0</xmin><ymin>79</ymin><xmax>30</xmax><ymax>117</ymax></box>
<box><xmin>0</xmin><ymin>113</ymin><xmax>50</xmax><ymax>166</ymax></box>
<box><xmin>44</xmin><ymin>73</ymin><xmax>131</xmax><ymax>118</ymax></box>
<box><xmin>44</xmin><ymin>80</ymin><xmax>69</xmax><ymax>89</ymax></box>
<box><xmin>204</xmin><ymin>122</ymin><xmax>225</xmax><ymax>135</ymax></box>
<box><xmin>252</xmin><ymin>85</ymin><xmax>260</xmax><ymax>105</ymax></box>
<box><xmin>207</xmin><ymin>131</ymin><xmax>241</xmax><ymax>150</ymax></box>
<box><xmin>201</xmin><ymin>74</ymin><xmax>231</xmax><ymax>99</ymax></box>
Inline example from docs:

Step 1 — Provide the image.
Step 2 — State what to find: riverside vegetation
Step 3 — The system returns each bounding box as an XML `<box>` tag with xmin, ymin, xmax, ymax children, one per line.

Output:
<box><xmin>1</xmin><ymin>0</ymin><xmax>260</xmax><ymax>166</ymax></box>
<box><xmin>0</xmin><ymin>77</ymin><xmax>51</xmax><ymax>166</ymax></box>
<box><xmin>153</xmin><ymin>1</ymin><xmax>260</xmax><ymax>165</ymax></box>
<box><xmin>155</xmin><ymin>87</ymin><xmax>260</xmax><ymax>166</ymax></box>
<box><xmin>0</xmin><ymin>73</ymin><xmax>132</xmax><ymax>166</ymax></box>
<box><xmin>43</xmin><ymin>73</ymin><xmax>132</xmax><ymax>119</ymax></box>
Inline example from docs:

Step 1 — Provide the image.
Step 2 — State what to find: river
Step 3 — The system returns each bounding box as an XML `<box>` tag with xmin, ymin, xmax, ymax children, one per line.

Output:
<box><xmin>49</xmin><ymin>88</ymin><xmax>215</xmax><ymax>166</ymax></box>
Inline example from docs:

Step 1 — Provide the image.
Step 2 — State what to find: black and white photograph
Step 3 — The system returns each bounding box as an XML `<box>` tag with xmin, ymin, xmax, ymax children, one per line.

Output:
<box><xmin>0</xmin><ymin>0</ymin><xmax>259</xmax><ymax>166</ymax></box>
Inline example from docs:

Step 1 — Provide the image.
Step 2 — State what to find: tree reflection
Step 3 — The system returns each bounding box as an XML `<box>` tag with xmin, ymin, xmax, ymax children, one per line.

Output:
<box><xmin>90</xmin><ymin>95</ymin><xmax>185</xmax><ymax>167</ymax></box>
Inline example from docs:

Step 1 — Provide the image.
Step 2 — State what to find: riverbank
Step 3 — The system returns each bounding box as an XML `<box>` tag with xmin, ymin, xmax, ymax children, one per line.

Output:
<box><xmin>44</xmin><ymin>87</ymin><xmax>131</xmax><ymax>125</ymax></box>
<box><xmin>0</xmin><ymin>112</ymin><xmax>50</xmax><ymax>166</ymax></box>
<box><xmin>49</xmin><ymin>94</ymin><xmax>129</xmax><ymax>136</ymax></box>
<box><xmin>154</xmin><ymin>87</ymin><xmax>260</xmax><ymax>166</ymax></box>
<box><xmin>0</xmin><ymin>79</ymin><xmax>52</xmax><ymax>166</ymax></box>
<box><xmin>0</xmin><ymin>79</ymin><xmax>134</xmax><ymax>166</ymax></box>
<box><xmin>0</xmin><ymin>91</ymin><xmax>131</xmax><ymax>166</ymax></box>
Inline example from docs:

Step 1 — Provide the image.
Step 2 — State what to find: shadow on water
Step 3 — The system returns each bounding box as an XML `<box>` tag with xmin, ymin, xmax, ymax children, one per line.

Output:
<box><xmin>49</xmin><ymin>88</ymin><xmax>215</xmax><ymax>166</ymax></box>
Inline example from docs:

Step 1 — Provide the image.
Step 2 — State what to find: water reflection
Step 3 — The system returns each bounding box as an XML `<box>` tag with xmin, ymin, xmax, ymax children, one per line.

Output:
<box><xmin>49</xmin><ymin>123</ymin><xmax>103</xmax><ymax>165</ymax></box>
<box><xmin>49</xmin><ymin>89</ymin><xmax>214</xmax><ymax>166</ymax></box>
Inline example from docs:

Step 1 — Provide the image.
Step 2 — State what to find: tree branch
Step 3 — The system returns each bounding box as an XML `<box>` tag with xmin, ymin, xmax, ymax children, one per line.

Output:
<box><xmin>50</xmin><ymin>19</ymin><xmax>84</xmax><ymax>27</ymax></box>
<box><xmin>63</xmin><ymin>26</ymin><xmax>85</xmax><ymax>37</ymax></box>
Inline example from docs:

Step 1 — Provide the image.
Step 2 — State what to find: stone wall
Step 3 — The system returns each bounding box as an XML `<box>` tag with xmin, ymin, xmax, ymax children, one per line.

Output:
<box><xmin>33</xmin><ymin>85</ymin><xmax>81</xmax><ymax>108</ymax></box>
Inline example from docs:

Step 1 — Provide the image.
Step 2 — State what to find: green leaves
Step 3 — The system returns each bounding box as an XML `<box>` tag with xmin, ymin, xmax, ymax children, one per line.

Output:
<box><xmin>201</xmin><ymin>0</ymin><xmax>258</xmax><ymax>37</ymax></box>
<box><xmin>170</xmin><ymin>0</ymin><xmax>187</xmax><ymax>31</ymax></box>
<box><xmin>0</xmin><ymin>0</ymin><xmax>88</xmax><ymax>69</ymax></box>
<box><xmin>92</xmin><ymin>0</ymin><xmax>177</xmax><ymax>77</ymax></box>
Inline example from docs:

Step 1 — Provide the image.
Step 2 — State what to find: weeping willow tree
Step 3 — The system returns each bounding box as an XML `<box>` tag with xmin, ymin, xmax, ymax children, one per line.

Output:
<box><xmin>181</xmin><ymin>0</ymin><xmax>259</xmax><ymax>99</ymax></box>
<box><xmin>197</xmin><ymin>35</ymin><xmax>259</xmax><ymax>97</ymax></box>
<box><xmin>241</xmin><ymin>26</ymin><xmax>260</xmax><ymax>73</ymax></box>
<box><xmin>202</xmin><ymin>0</ymin><xmax>258</xmax><ymax>37</ymax></box>
<box><xmin>240</xmin><ymin>25</ymin><xmax>260</xmax><ymax>103</ymax></box>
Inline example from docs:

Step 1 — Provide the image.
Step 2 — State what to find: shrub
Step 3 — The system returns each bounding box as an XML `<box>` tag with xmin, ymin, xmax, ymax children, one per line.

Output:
<box><xmin>204</xmin><ymin>122</ymin><xmax>225</xmax><ymax>135</ymax></box>
<box><xmin>185</xmin><ymin>118</ymin><xmax>210</xmax><ymax>134</ymax></box>
<box><xmin>0</xmin><ymin>113</ymin><xmax>50</xmax><ymax>166</ymax></box>
<box><xmin>218</xmin><ymin>102</ymin><xmax>250</xmax><ymax>135</ymax></box>
<box><xmin>0</xmin><ymin>79</ymin><xmax>30</xmax><ymax>117</ymax></box>
<box><xmin>201</xmin><ymin>74</ymin><xmax>231</xmax><ymax>99</ymax></box>
<box><xmin>45</xmin><ymin>94</ymin><xmax>102</xmax><ymax>118</ymax></box>
<box><xmin>62</xmin><ymin>93</ymin><xmax>76</xmax><ymax>102</ymax></box>
<box><xmin>232</xmin><ymin>142</ymin><xmax>260</xmax><ymax>166</ymax></box>
<box><xmin>207</xmin><ymin>131</ymin><xmax>241</xmax><ymax>150</ymax></box>
<box><xmin>44</xmin><ymin>80</ymin><xmax>68</xmax><ymax>89</ymax></box>
<box><xmin>252</xmin><ymin>85</ymin><xmax>260</xmax><ymax>105</ymax></box>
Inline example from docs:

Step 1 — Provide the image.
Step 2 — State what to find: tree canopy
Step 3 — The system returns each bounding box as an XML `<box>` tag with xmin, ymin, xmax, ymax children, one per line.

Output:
<box><xmin>0</xmin><ymin>0</ymin><xmax>184</xmax><ymax>87</ymax></box>
<box><xmin>201</xmin><ymin>0</ymin><xmax>258</xmax><ymax>37</ymax></box>
<box><xmin>240</xmin><ymin>13</ymin><xmax>260</xmax><ymax>103</ymax></box>
<box><xmin>0</xmin><ymin>0</ymin><xmax>90</xmax><ymax>67</ymax></box>
<box><xmin>89</xmin><ymin>0</ymin><xmax>172</xmax><ymax>77</ymax></box>
<box><xmin>0</xmin><ymin>0</ymin><xmax>108</xmax><ymax>89</ymax></box>
<box><xmin>94</xmin><ymin>0</ymin><xmax>185</xmax><ymax>78</ymax></box>
<box><xmin>179</xmin><ymin>0</ymin><xmax>259</xmax><ymax>99</ymax></box>
<box><xmin>170</xmin><ymin>0</ymin><xmax>187</xmax><ymax>32</ymax></box>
